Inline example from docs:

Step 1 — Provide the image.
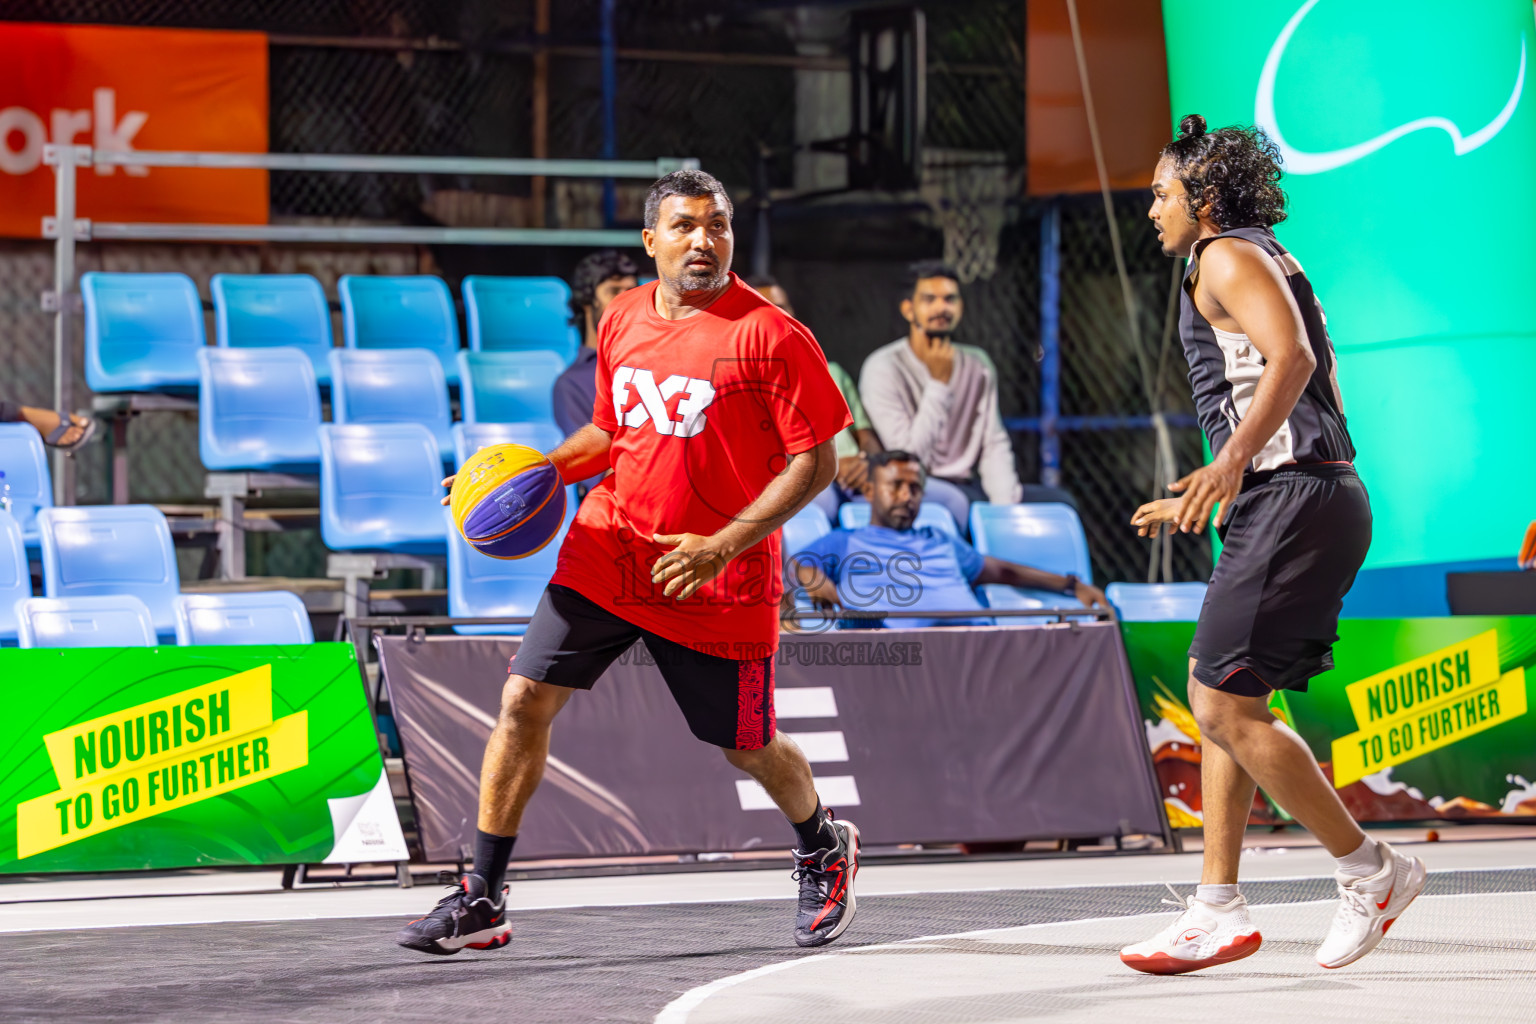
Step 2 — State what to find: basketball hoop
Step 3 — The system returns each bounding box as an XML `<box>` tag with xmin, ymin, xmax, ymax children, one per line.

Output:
<box><xmin>920</xmin><ymin>152</ymin><xmax>1017</xmax><ymax>283</ymax></box>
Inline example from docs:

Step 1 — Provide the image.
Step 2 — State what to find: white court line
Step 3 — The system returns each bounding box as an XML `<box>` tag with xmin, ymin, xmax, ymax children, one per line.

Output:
<box><xmin>654</xmin><ymin>889</ymin><xmax>1529</xmax><ymax>1024</ymax></box>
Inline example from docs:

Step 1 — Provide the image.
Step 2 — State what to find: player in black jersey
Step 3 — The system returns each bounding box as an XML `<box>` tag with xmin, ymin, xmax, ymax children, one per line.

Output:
<box><xmin>1118</xmin><ymin>115</ymin><xmax>1426</xmax><ymax>976</ymax></box>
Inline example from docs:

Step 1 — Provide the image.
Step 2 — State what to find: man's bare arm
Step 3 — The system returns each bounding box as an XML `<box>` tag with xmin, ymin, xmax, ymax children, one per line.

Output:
<box><xmin>548</xmin><ymin>423</ymin><xmax>615</xmax><ymax>484</ymax></box>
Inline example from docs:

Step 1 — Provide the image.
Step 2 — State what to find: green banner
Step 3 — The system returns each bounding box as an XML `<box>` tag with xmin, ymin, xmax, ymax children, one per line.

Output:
<box><xmin>1162</xmin><ymin>1</ymin><xmax>1536</xmax><ymax>569</ymax></box>
<box><xmin>0</xmin><ymin>644</ymin><xmax>406</xmax><ymax>873</ymax></box>
<box><xmin>1122</xmin><ymin>617</ymin><xmax>1536</xmax><ymax>825</ymax></box>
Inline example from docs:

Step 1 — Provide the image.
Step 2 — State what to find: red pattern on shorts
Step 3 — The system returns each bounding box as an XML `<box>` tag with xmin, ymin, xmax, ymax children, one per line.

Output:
<box><xmin>735</xmin><ymin>656</ymin><xmax>775</xmax><ymax>750</ymax></box>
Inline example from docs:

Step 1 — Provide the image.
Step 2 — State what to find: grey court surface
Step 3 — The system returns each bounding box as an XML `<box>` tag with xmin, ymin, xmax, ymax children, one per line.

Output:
<box><xmin>2</xmin><ymin>840</ymin><xmax>1533</xmax><ymax>1024</ymax></box>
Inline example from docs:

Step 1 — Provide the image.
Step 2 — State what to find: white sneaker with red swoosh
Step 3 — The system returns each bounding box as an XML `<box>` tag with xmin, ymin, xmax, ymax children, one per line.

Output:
<box><xmin>1120</xmin><ymin>885</ymin><xmax>1262</xmax><ymax>975</ymax></box>
<box><xmin>1316</xmin><ymin>840</ymin><xmax>1427</xmax><ymax>969</ymax></box>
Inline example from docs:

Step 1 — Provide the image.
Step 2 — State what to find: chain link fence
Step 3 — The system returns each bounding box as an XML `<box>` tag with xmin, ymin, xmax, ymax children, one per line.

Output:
<box><xmin>2</xmin><ymin>0</ymin><xmax>1209</xmax><ymax>585</ymax></box>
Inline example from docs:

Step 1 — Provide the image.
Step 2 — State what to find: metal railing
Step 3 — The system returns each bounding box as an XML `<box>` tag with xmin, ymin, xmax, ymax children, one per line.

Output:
<box><xmin>41</xmin><ymin>144</ymin><xmax>698</xmax><ymax>504</ymax></box>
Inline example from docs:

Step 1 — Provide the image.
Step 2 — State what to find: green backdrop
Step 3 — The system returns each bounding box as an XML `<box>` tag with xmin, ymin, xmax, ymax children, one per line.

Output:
<box><xmin>1162</xmin><ymin>0</ymin><xmax>1536</xmax><ymax>569</ymax></box>
<box><xmin>0</xmin><ymin>644</ymin><xmax>405</xmax><ymax>873</ymax></box>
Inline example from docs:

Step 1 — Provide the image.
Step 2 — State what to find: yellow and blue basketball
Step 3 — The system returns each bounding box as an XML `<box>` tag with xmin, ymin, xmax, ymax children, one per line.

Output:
<box><xmin>450</xmin><ymin>444</ymin><xmax>566</xmax><ymax>559</ymax></box>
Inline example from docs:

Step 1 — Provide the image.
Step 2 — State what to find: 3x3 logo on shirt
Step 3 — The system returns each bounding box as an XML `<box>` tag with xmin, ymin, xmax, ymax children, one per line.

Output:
<box><xmin>612</xmin><ymin>366</ymin><xmax>716</xmax><ymax>437</ymax></box>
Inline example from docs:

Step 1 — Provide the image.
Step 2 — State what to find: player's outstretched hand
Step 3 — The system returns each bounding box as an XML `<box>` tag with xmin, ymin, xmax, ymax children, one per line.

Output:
<box><xmin>440</xmin><ymin>475</ymin><xmax>455</xmax><ymax>507</ymax></box>
<box><xmin>1129</xmin><ymin>497</ymin><xmax>1181</xmax><ymax>537</ymax></box>
<box><xmin>1167</xmin><ymin>456</ymin><xmax>1242</xmax><ymax>533</ymax></box>
<box><xmin>651</xmin><ymin>532</ymin><xmax>733</xmax><ymax>600</ymax></box>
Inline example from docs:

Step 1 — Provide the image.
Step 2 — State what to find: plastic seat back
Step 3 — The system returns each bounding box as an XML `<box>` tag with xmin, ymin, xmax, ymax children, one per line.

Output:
<box><xmin>81</xmin><ymin>272</ymin><xmax>205</xmax><ymax>392</ymax></box>
<box><xmin>0</xmin><ymin>423</ymin><xmax>53</xmax><ymax>548</ymax></box>
<box><xmin>970</xmin><ymin>503</ymin><xmax>1092</xmax><ymax>617</ymax></box>
<box><xmin>175</xmin><ymin>591</ymin><xmax>315</xmax><ymax>646</ymax></box>
<box><xmin>198</xmin><ymin>347</ymin><xmax>323</xmax><ymax>472</ymax></box>
<box><xmin>338</xmin><ymin>275</ymin><xmax>461</xmax><ymax>385</ymax></box>
<box><xmin>458</xmin><ymin>350</ymin><xmax>565</xmax><ymax>425</ymax></box>
<box><xmin>1105</xmin><ymin>582</ymin><xmax>1209</xmax><ymax>622</ymax></box>
<box><xmin>451</xmin><ymin>421</ymin><xmax>565</xmax><ymax>467</ymax></box>
<box><xmin>446</xmin><ymin>490</ymin><xmax>576</xmax><ymax>635</ymax></box>
<box><xmin>0</xmin><ymin>511</ymin><xmax>31</xmax><ymax>644</ymax></box>
<box><xmin>463</xmin><ymin>276</ymin><xmax>580</xmax><ymax>364</ymax></box>
<box><xmin>37</xmin><ymin>505</ymin><xmax>179</xmax><ymax>635</ymax></box>
<box><xmin>838</xmin><ymin>501</ymin><xmax>959</xmax><ymax>537</ymax></box>
<box><xmin>782</xmin><ymin>505</ymin><xmax>832</xmax><ymax>561</ymax></box>
<box><xmin>211</xmin><ymin>273</ymin><xmax>335</xmax><ymax>385</ymax></box>
<box><xmin>318</xmin><ymin>423</ymin><xmax>448</xmax><ymax>554</ymax></box>
<box><xmin>329</xmin><ymin>348</ymin><xmax>453</xmax><ymax>464</ymax></box>
<box><xmin>16</xmin><ymin>595</ymin><xmax>158</xmax><ymax>649</ymax></box>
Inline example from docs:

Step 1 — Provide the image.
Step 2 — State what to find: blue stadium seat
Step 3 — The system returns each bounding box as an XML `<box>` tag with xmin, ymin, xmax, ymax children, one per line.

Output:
<box><xmin>0</xmin><ymin>510</ymin><xmax>31</xmax><ymax>645</ymax></box>
<box><xmin>211</xmin><ymin>273</ymin><xmax>335</xmax><ymax>386</ymax></box>
<box><xmin>37</xmin><ymin>505</ymin><xmax>181</xmax><ymax>637</ymax></box>
<box><xmin>446</xmin><ymin>489</ymin><xmax>576</xmax><ymax>635</ymax></box>
<box><xmin>81</xmin><ymin>271</ymin><xmax>205</xmax><ymax>392</ymax></box>
<box><xmin>330</xmin><ymin>349</ymin><xmax>454</xmax><ymax>465</ymax></box>
<box><xmin>197</xmin><ymin>347</ymin><xmax>323</xmax><ymax>472</ymax></box>
<box><xmin>174</xmin><ymin>591</ymin><xmax>314</xmax><ymax>646</ymax></box>
<box><xmin>16</xmin><ymin>595</ymin><xmax>158</xmax><ymax>649</ymax></box>
<box><xmin>838</xmin><ymin>501</ymin><xmax>959</xmax><ymax>537</ymax></box>
<box><xmin>970</xmin><ymin>502</ymin><xmax>1092</xmax><ymax>614</ymax></box>
<box><xmin>318</xmin><ymin>424</ymin><xmax>448</xmax><ymax>554</ymax></box>
<box><xmin>463</xmin><ymin>276</ymin><xmax>580</xmax><ymax>364</ymax></box>
<box><xmin>457</xmin><ymin>350</ymin><xmax>565</xmax><ymax>425</ymax></box>
<box><xmin>338</xmin><ymin>275</ymin><xmax>461</xmax><ymax>385</ymax></box>
<box><xmin>0</xmin><ymin>423</ymin><xmax>52</xmax><ymax>549</ymax></box>
<box><xmin>1106</xmin><ymin>581</ymin><xmax>1209</xmax><ymax>622</ymax></box>
<box><xmin>451</xmin><ymin>421</ymin><xmax>565</xmax><ymax>467</ymax></box>
<box><xmin>783</xmin><ymin>504</ymin><xmax>832</xmax><ymax>560</ymax></box>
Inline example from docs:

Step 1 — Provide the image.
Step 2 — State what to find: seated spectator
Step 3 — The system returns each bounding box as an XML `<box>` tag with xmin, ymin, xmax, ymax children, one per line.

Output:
<box><xmin>859</xmin><ymin>260</ymin><xmax>1022</xmax><ymax>533</ymax></box>
<box><xmin>552</xmin><ymin>251</ymin><xmax>638</xmax><ymax>494</ymax></box>
<box><xmin>553</xmin><ymin>250</ymin><xmax>640</xmax><ymax>437</ymax></box>
<box><xmin>0</xmin><ymin>399</ymin><xmax>95</xmax><ymax>453</ymax></box>
<box><xmin>787</xmin><ymin>451</ymin><xmax>1105</xmax><ymax>628</ymax></box>
<box><xmin>748</xmin><ymin>274</ymin><xmax>882</xmax><ymax>521</ymax></box>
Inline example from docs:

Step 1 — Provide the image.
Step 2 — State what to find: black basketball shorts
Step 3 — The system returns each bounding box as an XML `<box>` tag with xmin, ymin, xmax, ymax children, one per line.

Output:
<box><xmin>509</xmin><ymin>584</ymin><xmax>776</xmax><ymax>750</ymax></box>
<box><xmin>1191</xmin><ymin>464</ymin><xmax>1372</xmax><ymax>697</ymax></box>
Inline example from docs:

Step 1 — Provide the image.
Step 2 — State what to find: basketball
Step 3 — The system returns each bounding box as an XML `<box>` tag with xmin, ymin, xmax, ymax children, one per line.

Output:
<box><xmin>449</xmin><ymin>443</ymin><xmax>566</xmax><ymax>559</ymax></box>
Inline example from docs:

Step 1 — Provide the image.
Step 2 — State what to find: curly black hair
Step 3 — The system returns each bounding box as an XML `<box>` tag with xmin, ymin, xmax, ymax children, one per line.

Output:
<box><xmin>569</xmin><ymin>249</ymin><xmax>638</xmax><ymax>326</ymax></box>
<box><xmin>1160</xmin><ymin>114</ymin><xmax>1288</xmax><ymax>230</ymax></box>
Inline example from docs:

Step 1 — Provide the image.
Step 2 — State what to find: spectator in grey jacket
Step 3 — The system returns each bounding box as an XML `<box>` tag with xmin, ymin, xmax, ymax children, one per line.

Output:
<box><xmin>858</xmin><ymin>261</ymin><xmax>1021</xmax><ymax>532</ymax></box>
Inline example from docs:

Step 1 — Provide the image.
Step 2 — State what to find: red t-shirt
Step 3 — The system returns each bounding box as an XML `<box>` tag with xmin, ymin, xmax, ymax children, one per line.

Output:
<box><xmin>549</xmin><ymin>274</ymin><xmax>851</xmax><ymax>656</ymax></box>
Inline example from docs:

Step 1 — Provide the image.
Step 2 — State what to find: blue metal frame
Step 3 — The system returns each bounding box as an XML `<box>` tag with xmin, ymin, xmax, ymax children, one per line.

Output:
<box><xmin>600</xmin><ymin>0</ymin><xmax>619</xmax><ymax>228</ymax></box>
<box><xmin>1039</xmin><ymin>202</ymin><xmax>1061</xmax><ymax>486</ymax></box>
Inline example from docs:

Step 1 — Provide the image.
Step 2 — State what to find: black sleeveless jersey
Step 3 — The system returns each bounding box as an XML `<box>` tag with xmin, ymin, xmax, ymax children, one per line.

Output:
<box><xmin>1180</xmin><ymin>226</ymin><xmax>1355</xmax><ymax>473</ymax></box>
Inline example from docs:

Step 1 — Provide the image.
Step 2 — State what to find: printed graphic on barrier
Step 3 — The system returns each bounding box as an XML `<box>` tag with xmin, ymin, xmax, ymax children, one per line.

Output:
<box><xmin>0</xmin><ymin>644</ymin><xmax>405</xmax><ymax>873</ymax></box>
<box><xmin>1122</xmin><ymin>616</ymin><xmax>1536</xmax><ymax>825</ymax></box>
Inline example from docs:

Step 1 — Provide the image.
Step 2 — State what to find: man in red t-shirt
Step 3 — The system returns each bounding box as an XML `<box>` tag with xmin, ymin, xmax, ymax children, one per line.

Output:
<box><xmin>399</xmin><ymin>170</ymin><xmax>860</xmax><ymax>957</ymax></box>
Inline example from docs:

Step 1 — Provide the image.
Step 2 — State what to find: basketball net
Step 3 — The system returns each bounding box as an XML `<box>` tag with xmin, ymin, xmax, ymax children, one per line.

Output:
<box><xmin>920</xmin><ymin>155</ymin><xmax>1016</xmax><ymax>284</ymax></box>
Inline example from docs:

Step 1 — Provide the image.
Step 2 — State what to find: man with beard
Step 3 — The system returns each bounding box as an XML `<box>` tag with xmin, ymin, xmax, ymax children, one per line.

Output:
<box><xmin>397</xmin><ymin>169</ymin><xmax>863</xmax><ymax>956</ymax></box>
<box><xmin>859</xmin><ymin>261</ymin><xmax>1021</xmax><ymax>534</ymax></box>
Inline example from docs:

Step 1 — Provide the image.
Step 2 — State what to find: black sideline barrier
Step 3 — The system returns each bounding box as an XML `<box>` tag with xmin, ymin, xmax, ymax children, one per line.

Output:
<box><xmin>378</xmin><ymin>623</ymin><xmax>1171</xmax><ymax>861</ymax></box>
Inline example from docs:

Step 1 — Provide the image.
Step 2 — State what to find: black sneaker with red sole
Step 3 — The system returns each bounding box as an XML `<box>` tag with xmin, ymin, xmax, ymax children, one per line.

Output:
<box><xmin>792</xmin><ymin>819</ymin><xmax>861</xmax><ymax>948</ymax></box>
<box><xmin>396</xmin><ymin>873</ymin><xmax>512</xmax><ymax>955</ymax></box>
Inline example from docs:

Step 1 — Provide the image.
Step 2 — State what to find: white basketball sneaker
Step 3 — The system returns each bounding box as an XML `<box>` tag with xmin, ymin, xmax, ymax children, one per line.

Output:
<box><xmin>1120</xmin><ymin>885</ymin><xmax>1263</xmax><ymax>975</ymax></box>
<box><xmin>1316</xmin><ymin>840</ymin><xmax>1427</xmax><ymax>969</ymax></box>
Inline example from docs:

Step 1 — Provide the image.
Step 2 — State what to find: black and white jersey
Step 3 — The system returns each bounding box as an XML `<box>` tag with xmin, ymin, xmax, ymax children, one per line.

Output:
<box><xmin>1180</xmin><ymin>225</ymin><xmax>1354</xmax><ymax>473</ymax></box>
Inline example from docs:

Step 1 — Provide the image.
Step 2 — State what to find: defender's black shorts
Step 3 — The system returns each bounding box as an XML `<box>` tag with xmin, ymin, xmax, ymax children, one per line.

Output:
<box><xmin>1191</xmin><ymin>464</ymin><xmax>1371</xmax><ymax>697</ymax></box>
<box><xmin>510</xmin><ymin>584</ymin><xmax>776</xmax><ymax>750</ymax></box>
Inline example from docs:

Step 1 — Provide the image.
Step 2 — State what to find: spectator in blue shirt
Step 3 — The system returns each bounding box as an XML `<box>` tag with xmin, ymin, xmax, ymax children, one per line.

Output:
<box><xmin>551</xmin><ymin>250</ymin><xmax>640</xmax><ymax>438</ymax></box>
<box><xmin>787</xmin><ymin>451</ymin><xmax>1106</xmax><ymax>628</ymax></box>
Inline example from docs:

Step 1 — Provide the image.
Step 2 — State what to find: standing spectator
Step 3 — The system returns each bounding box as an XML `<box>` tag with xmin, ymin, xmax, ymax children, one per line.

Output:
<box><xmin>859</xmin><ymin>261</ymin><xmax>1022</xmax><ymax>532</ymax></box>
<box><xmin>747</xmin><ymin>275</ymin><xmax>881</xmax><ymax>521</ymax></box>
<box><xmin>552</xmin><ymin>250</ymin><xmax>640</xmax><ymax>438</ymax></box>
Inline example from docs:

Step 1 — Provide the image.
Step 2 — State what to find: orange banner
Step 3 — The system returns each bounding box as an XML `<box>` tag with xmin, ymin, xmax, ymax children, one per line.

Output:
<box><xmin>1026</xmin><ymin>0</ymin><xmax>1170</xmax><ymax>196</ymax></box>
<box><xmin>0</xmin><ymin>23</ymin><xmax>268</xmax><ymax>239</ymax></box>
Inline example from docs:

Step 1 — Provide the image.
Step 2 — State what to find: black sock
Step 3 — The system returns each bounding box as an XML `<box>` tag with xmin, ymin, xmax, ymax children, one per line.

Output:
<box><xmin>472</xmin><ymin>829</ymin><xmax>516</xmax><ymax>893</ymax></box>
<box><xmin>791</xmin><ymin>803</ymin><xmax>838</xmax><ymax>853</ymax></box>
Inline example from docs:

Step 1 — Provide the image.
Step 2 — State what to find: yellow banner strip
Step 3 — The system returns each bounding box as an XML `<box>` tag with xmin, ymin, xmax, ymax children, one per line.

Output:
<box><xmin>1343</xmin><ymin>630</ymin><xmax>1499</xmax><ymax>728</ymax></box>
<box><xmin>1331</xmin><ymin>668</ymin><xmax>1526</xmax><ymax>788</ymax></box>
